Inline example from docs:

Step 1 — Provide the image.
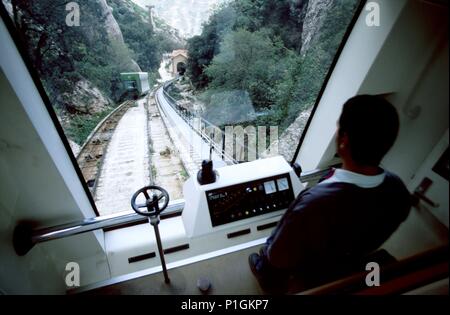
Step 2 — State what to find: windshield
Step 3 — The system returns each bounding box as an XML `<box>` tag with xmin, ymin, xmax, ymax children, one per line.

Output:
<box><xmin>1</xmin><ymin>0</ymin><xmax>361</xmax><ymax>215</ymax></box>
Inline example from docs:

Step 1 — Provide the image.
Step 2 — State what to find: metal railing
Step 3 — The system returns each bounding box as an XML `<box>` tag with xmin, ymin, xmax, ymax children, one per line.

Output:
<box><xmin>161</xmin><ymin>81</ymin><xmax>260</xmax><ymax>164</ymax></box>
<box><xmin>12</xmin><ymin>164</ymin><xmax>336</xmax><ymax>256</ymax></box>
<box><xmin>13</xmin><ymin>200</ymin><xmax>185</xmax><ymax>256</ymax></box>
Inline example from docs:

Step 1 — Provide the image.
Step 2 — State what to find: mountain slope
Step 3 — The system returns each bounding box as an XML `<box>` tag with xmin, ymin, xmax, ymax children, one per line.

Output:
<box><xmin>2</xmin><ymin>0</ymin><xmax>182</xmax><ymax>145</ymax></box>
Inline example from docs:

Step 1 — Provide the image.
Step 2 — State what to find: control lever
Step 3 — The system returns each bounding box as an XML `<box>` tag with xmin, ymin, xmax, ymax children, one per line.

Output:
<box><xmin>197</xmin><ymin>160</ymin><xmax>217</xmax><ymax>185</ymax></box>
<box><xmin>291</xmin><ymin>162</ymin><xmax>302</xmax><ymax>178</ymax></box>
<box><xmin>131</xmin><ymin>186</ymin><xmax>171</xmax><ymax>283</ymax></box>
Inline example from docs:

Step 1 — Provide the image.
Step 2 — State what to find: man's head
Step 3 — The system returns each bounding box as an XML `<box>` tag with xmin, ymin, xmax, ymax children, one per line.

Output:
<box><xmin>337</xmin><ymin>95</ymin><xmax>400</xmax><ymax>167</ymax></box>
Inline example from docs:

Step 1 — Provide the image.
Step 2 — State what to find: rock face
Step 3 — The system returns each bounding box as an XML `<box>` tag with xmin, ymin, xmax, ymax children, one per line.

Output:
<box><xmin>98</xmin><ymin>0</ymin><xmax>141</xmax><ymax>72</ymax></box>
<box><xmin>130</xmin><ymin>59</ymin><xmax>142</xmax><ymax>72</ymax></box>
<box><xmin>63</xmin><ymin>0</ymin><xmax>140</xmax><ymax>113</ymax></box>
<box><xmin>262</xmin><ymin>107</ymin><xmax>313</xmax><ymax>162</ymax></box>
<box><xmin>60</xmin><ymin>79</ymin><xmax>111</xmax><ymax>115</ymax></box>
<box><xmin>2</xmin><ymin>0</ymin><xmax>13</xmax><ymax>16</ymax></box>
<box><xmin>98</xmin><ymin>0</ymin><xmax>125</xmax><ymax>43</ymax></box>
<box><xmin>300</xmin><ymin>0</ymin><xmax>334</xmax><ymax>56</ymax></box>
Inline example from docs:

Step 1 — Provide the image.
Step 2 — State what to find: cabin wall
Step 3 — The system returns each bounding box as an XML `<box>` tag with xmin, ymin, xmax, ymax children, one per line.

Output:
<box><xmin>296</xmin><ymin>0</ymin><xmax>448</xmax><ymax>260</ymax></box>
<box><xmin>0</xmin><ymin>19</ymin><xmax>110</xmax><ymax>294</ymax></box>
<box><xmin>336</xmin><ymin>0</ymin><xmax>449</xmax><ymax>258</ymax></box>
<box><xmin>297</xmin><ymin>0</ymin><xmax>448</xmax><ymax>180</ymax></box>
<box><xmin>296</xmin><ymin>0</ymin><xmax>408</xmax><ymax>171</ymax></box>
<box><xmin>379</xmin><ymin>19</ymin><xmax>448</xmax><ymax>258</ymax></box>
<box><xmin>360</xmin><ymin>0</ymin><xmax>448</xmax><ymax>183</ymax></box>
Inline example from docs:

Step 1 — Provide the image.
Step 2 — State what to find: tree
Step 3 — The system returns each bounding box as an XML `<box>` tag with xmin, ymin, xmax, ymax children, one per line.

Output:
<box><xmin>187</xmin><ymin>0</ymin><xmax>359</xmax><ymax>134</ymax></box>
<box><xmin>186</xmin><ymin>4</ymin><xmax>236</xmax><ymax>89</ymax></box>
<box><xmin>204</xmin><ymin>29</ymin><xmax>291</xmax><ymax>109</ymax></box>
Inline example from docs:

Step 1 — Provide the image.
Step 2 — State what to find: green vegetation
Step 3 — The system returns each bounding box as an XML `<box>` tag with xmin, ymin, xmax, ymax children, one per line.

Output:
<box><xmin>7</xmin><ymin>0</ymin><xmax>359</xmax><ymax>146</ymax></box>
<box><xmin>151</xmin><ymin>165</ymin><xmax>157</xmax><ymax>180</ymax></box>
<box><xmin>179</xmin><ymin>168</ymin><xmax>189</xmax><ymax>182</ymax></box>
<box><xmin>166</xmin><ymin>84</ymin><xmax>184</xmax><ymax>101</ymax></box>
<box><xmin>10</xmin><ymin>1</ymin><xmax>129</xmax><ymax>106</ymax></box>
<box><xmin>7</xmin><ymin>0</ymin><xmax>181</xmax><ymax>145</ymax></box>
<box><xmin>108</xmin><ymin>0</ymin><xmax>179</xmax><ymax>74</ymax></box>
<box><xmin>148</xmin><ymin>137</ymin><xmax>155</xmax><ymax>154</ymax></box>
<box><xmin>66</xmin><ymin>108</ymin><xmax>112</xmax><ymax>145</ymax></box>
<box><xmin>204</xmin><ymin>29</ymin><xmax>292</xmax><ymax>109</ymax></box>
<box><xmin>187</xmin><ymin>0</ymin><xmax>360</xmax><ymax>132</ymax></box>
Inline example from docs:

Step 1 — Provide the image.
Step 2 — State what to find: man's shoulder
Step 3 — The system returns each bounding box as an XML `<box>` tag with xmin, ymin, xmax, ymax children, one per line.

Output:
<box><xmin>294</xmin><ymin>171</ymin><xmax>410</xmax><ymax>208</ymax></box>
<box><xmin>382</xmin><ymin>171</ymin><xmax>412</xmax><ymax>207</ymax></box>
<box><xmin>382</xmin><ymin>171</ymin><xmax>411</xmax><ymax>195</ymax></box>
<box><xmin>294</xmin><ymin>182</ymin><xmax>350</xmax><ymax>209</ymax></box>
<box><xmin>383</xmin><ymin>170</ymin><xmax>407</xmax><ymax>185</ymax></box>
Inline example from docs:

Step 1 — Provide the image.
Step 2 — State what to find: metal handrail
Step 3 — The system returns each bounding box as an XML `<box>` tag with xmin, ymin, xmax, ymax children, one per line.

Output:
<box><xmin>299</xmin><ymin>168</ymin><xmax>333</xmax><ymax>183</ymax></box>
<box><xmin>162</xmin><ymin>81</ymin><xmax>261</xmax><ymax>163</ymax></box>
<box><xmin>13</xmin><ymin>200</ymin><xmax>185</xmax><ymax>256</ymax></box>
<box><xmin>13</xmin><ymin>165</ymin><xmax>335</xmax><ymax>257</ymax></box>
<box><xmin>161</xmin><ymin>84</ymin><xmax>232</xmax><ymax>163</ymax></box>
<box><xmin>160</xmin><ymin>87</ymin><xmax>238</xmax><ymax>163</ymax></box>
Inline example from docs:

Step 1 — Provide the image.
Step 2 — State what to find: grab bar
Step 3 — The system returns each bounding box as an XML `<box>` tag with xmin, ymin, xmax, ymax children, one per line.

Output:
<box><xmin>13</xmin><ymin>166</ymin><xmax>334</xmax><ymax>256</ymax></box>
<box><xmin>13</xmin><ymin>201</ymin><xmax>184</xmax><ymax>256</ymax></box>
<box><xmin>299</xmin><ymin>168</ymin><xmax>333</xmax><ymax>183</ymax></box>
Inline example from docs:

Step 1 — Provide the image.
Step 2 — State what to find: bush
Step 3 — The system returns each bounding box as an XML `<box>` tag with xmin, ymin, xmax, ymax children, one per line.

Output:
<box><xmin>66</xmin><ymin>109</ymin><xmax>113</xmax><ymax>145</ymax></box>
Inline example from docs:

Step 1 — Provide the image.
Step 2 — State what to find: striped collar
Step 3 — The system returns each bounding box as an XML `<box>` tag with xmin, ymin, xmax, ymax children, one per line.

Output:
<box><xmin>319</xmin><ymin>168</ymin><xmax>386</xmax><ymax>188</ymax></box>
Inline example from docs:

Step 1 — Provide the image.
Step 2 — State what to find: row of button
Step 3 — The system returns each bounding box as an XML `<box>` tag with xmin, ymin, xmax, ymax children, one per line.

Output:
<box><xmin>228</xmin><ymin>202</ymin><xmax>290</xmax><ymax>219</ymax></box>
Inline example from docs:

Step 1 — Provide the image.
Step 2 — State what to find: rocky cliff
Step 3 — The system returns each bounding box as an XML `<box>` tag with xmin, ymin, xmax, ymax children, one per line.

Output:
<box><xmin>300</xmin><ymin>0</ymin><xmax>334</xmax><ymax>56</ymax></box>
<box><xmin>98</xmin><ymin>0</ymin><xmax>126</xmax><ymax>43</ymax></box>
<box><xmin>60</xmin><ymin>79</ymin><xmax>112</xmax><ymax>114</ymax></box>
<box><xmin>63</xmin><ymin>0</ymin><xmax>141</xmax><ymax>114</ymax></box>
<box><xmin>3</xmin><ymin>0</ymin><xmax>142</xmax><ymax>114</ymax></box>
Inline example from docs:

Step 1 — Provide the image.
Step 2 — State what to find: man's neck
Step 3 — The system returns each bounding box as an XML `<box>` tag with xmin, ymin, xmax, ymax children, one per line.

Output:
<box><xmin>342</xmin><ymin>161</ymin><xmax>382</xmax><ymax>176</ymax></box>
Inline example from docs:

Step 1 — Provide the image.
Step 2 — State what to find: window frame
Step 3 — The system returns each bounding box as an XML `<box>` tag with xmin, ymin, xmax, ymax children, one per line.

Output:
<box><xmin>290</xmin><ymin>0</ymin><xmax>367</xmax><ymax>164</ymax></box>
<box><xmin>0</xmin><ymin>0</ymin><xmax>366</xmax><ymax>219</ymax></box>
<box><xmin>0</xmin><ymin>4</ymin><xmax>101</xmax><ymax>216</ymax></box>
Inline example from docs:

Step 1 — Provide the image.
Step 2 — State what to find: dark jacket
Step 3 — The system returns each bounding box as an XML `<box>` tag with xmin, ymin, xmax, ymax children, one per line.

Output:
<box><xmin>265</xmin><ymin>171</ymin><xmax>411</xmax><ymax>275</ymax></box>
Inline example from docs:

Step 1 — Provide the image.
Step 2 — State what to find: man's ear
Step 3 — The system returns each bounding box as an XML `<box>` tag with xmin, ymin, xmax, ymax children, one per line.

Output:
<box><xmin>341</xmin><ymin>132</ymin><xmax>349</xmax><ymax>146</ymax></box>
<box><xmin>338</xmin><ymin>132</ymin><xmax>350</xmax><ymax>152</ymax></box>
<box><xmin>336</xmin><ymin>129</ymin><xmax>348</xmax><ymax>146</ymax></box>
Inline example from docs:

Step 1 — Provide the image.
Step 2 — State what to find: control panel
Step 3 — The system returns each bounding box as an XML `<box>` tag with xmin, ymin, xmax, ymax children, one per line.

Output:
<box><xmin>182</xmin><ymin>156</ymin><xmax>303</xmax><ymax>237</ymax></box>
<box><xmin>206</xmin><ymin>174</ymin><xmax>295</xmax><ymax>227</ymax></box>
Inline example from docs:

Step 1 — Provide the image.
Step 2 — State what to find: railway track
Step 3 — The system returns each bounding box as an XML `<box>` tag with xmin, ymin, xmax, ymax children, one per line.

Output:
<box><xmin>73</xmin><ymin>81</ymin><xmax>231</xmax><ymax>211</ymax></box>
<box><xmin>76</xmin><ymin>100</ymin><xmax>135</xmax><ymax>196</ymax></box>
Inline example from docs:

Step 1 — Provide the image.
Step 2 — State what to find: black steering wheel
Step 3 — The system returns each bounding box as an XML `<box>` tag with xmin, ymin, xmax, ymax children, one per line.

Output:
<box><xmin>131</xmin><ymin>186</ymin><xmax>170</xmax><ymax>217</ymax></box>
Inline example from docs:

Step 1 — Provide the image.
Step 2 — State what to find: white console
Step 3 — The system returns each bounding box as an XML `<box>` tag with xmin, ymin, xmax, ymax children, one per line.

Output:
<box><xmin>105</xmin><ymin>156</ymin><xmax>304</xmax><ymax>278</ymax></box>
<box><xmin>182</xmin><ymin>156</ymin><xmax>303</xmax><ymax>237</ymax></box>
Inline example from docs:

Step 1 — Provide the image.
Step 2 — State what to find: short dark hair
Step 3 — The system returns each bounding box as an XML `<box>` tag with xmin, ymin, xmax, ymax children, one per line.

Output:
<box><xmin>338</xmin><ymin>95</ymin><xmax>400</xmax><ymax>166</ymax></box>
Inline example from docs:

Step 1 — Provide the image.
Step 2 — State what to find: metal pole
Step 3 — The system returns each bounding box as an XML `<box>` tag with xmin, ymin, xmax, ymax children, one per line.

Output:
<box><xmin>150</xmin><ymin>216</ymin><xmax>170</xmax><ymax>284</ymax></box>
<box><xmin>13</xmin><ymin>201</ymin><xmax>185</xmax><ymax>256</ymax></box>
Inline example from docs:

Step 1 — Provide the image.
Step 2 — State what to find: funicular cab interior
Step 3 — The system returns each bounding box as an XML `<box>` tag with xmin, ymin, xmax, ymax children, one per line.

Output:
<box><xmin>0</xmin><ymin>0</ymin><xmax>448</xmax><ymax>295</ymax></box>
